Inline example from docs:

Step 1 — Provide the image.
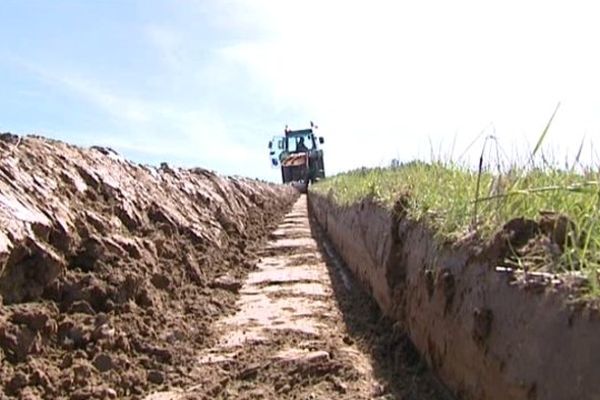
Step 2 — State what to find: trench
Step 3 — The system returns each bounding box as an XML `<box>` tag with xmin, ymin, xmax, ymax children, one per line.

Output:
<box><xmin>309</xmin><ymin>192</ymin><xmax>600</xmax><ymax>400</ymax></box>
<box><xmin>146</xmin><ymin>195</ymin><xmax>449</xmax><ymax>400</ymax></box>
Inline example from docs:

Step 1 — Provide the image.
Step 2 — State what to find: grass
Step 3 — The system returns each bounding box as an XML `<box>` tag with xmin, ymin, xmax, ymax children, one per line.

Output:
<box><xmin>312</xmin><ymin>163</ymin><xmax>600</xmax><ymax>290</ymax></box>
<box><xmin>311</xmin><ymin>130</ymin><xmax>600</xmax><ymax>294</ymax></box>
<box><xmin>312</xmin><ymin>162</ymin><xmax>598</xmax><ymax>237</ymax></box>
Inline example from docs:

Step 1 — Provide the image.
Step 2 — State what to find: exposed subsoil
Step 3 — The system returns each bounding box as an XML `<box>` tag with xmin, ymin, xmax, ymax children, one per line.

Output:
<box><xmin>146</xmin><ymin>196</ymin><xmax>450</xmax><ymax>400</ymax></box>
<box><xmin>309</xmin><ymin>192</ymin><xmax>600</xmax><ymax>400</ymax></box>
<box><xmin>0</xmin><ymin>134</ymin><xmax>297</xmax><ymax>399</ymax></box>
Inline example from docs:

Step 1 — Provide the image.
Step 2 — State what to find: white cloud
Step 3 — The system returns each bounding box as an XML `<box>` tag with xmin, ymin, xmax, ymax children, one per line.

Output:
<box><xmin>217</xmin><ymin>0</ymin><xmax>600</xmax><ymax>171</ymax></box>
<box><xmin>7</xmin><ymin>1</ymin><xmax>599</xmax><ymax>181</ymax></box>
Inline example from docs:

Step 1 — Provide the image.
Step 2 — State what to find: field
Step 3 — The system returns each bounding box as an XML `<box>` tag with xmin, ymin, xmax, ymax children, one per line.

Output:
<box><xmin>0</xmin><ymin>135</ymin><xmax>448</xmax><ymax>400</ymax></box>
<box><xmin>310</xmin><ymin>146</ymin><xmax>600</xmax><ymax>399</ymax></box>
<box><xmin>312</xmin><ymin>161</ymin><xmax>600</xmax><ymax>293</ymax></box>
<box><xmin>3</xmin><ymin>133</ymin><xmax>599</xmax><ymax>400</ymax></box>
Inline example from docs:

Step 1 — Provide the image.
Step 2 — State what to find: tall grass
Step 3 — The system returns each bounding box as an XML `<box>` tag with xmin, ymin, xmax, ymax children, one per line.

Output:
<box><xmin>312</xmin><ymin>109</ymin><xmax>600</xmax><ymax>293</ymax></box>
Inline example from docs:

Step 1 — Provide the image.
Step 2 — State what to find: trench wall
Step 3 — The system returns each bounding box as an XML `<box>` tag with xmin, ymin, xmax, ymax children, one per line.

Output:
<box><xmin>309</xmin><ymin>192</ymin><xmax>600</xmax><ymax>400</ymax></box>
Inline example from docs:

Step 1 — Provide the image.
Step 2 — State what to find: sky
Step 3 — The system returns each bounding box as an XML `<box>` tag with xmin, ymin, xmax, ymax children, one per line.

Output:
<box><xmin>1</xmin><ymin>0</ymin><xmax>599</xmax><ymax>181</ymax></box>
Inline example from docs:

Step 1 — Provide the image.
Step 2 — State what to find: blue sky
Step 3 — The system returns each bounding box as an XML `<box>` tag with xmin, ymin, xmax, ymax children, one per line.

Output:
<box><xmin>1</xmin><ymin>1</ymin><xmax>599</xmax><ymax>181</ymax></box>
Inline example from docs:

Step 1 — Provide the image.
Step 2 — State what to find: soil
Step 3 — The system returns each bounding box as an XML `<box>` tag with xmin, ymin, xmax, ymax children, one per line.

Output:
<box><xmin>309</xmin><ymin>191</ymin><xmax>600</xmax><ymax>400</ymax></box>
<box><xmin>0</xmin><ymin>135</ymin><xmax>447</xmax><ymax>400</ymax></box>
<box><xmin>145</xmin><ymin>196</ymin><xmax>449</xmax><ymax>400</ymax></box>
<box><xmin>0</xmin><ymin>135</ymin><xmax>298</xmax><ymax>399</ymax></box>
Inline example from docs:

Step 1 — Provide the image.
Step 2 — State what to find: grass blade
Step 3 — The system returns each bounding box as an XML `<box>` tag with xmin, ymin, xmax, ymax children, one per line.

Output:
<box><xmin>571</xmin><ymin>135</ymin><xmax>586</xmax><ymax>172</ymax></box>
<box><xmin>531</xmin><ymin>102</ymin><xmax>561</xmax><ymax>159</ymax></box>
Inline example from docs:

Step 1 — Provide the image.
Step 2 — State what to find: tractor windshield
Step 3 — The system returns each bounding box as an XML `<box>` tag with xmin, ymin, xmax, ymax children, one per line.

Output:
<box><xmin>287</xmin><ymin>133</ymin><xmax>314</xmax><ymax>153</ymax></box>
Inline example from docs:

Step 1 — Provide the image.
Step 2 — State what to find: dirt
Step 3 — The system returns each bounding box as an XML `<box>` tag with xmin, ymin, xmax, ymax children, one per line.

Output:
<box><xmin>145</xmin><ymin>196</ymin><xmax>449</xmax><ymax>400</ymax></box>
<box><xmin>0</xmin><ymin>134</ymin><xmax>298</xmax><ymax>399</ymax></box>
<box><xmin>309</xmin><ymin>191</ymin><xmax>600</xmax><ymax>400</ymax></box>
<box><xmin>0</xmin><ymin>134</ymin><xmax>447</xmax><ymax>400</ymax></box>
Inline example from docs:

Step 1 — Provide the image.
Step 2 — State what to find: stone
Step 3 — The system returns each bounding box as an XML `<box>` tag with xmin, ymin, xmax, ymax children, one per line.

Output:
<box><xmin>92</xmin><ymin>353</ymin><xmax>114</xmax><ymax>372</ymax></box>
<box><xmin>147</xmin><ymin>369</ymin><xmax>165</xmax><ymax>384</ymax></box>
<box><xmin>68</xmin><ymin>300</ymin><xmax>96</xmax><ymax>315</ymax></box>
<box><xmin>6</xmin><ymin>371</ymin><xmax>28</xmax><ymax>395</ymax></box>
<box><xmin>150</xmin><ymin>273</ymin><xmax>170</xmax><ymax>290</ymax></box>
<box><xmin>210</xmin><ymin>275</ymin><xmax>242</xmax><ymax>293</ymax></box>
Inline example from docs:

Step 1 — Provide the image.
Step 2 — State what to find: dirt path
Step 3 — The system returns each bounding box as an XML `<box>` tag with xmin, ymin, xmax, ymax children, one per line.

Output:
<box><xmin>145</xmin><ymin>196</ymin><xmax>449</xmax><ymax>400</ymax></box>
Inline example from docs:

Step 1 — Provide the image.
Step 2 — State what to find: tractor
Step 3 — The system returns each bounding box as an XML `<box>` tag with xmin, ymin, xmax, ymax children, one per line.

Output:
<box><xmin>269</xmin><ymin>124</ymin><xmax>325</xmax><ymax>191</ymax></box>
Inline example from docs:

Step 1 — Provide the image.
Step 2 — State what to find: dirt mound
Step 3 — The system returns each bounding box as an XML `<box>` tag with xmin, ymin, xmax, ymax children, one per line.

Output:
<box><xmin>0</xmin><ymin>134</ymin><xmax>297</xmax><ymax>398</ymax></box>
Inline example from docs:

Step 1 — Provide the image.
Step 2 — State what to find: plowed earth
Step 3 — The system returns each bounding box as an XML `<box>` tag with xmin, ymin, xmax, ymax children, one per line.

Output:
<box><xmin>0</xmin><ymin>135</ymin><xmax>449</xmax><ymax>400</ymax></box>
<box><xmin>0</xmin><ymin>135</ymin><xmax>296</xmax><ymax>399</ymax></box>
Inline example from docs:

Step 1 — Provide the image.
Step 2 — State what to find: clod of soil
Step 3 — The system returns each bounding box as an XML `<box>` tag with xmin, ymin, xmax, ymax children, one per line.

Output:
<box><xmin>0</xmin><ymin>134</ymin><xmax>298</xmax><ymax>398</ymax></box>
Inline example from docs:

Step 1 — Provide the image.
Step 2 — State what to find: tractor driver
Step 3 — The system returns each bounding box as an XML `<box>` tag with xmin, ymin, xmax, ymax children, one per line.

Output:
<box><xmin>296</xmin><ymin>136</ymin><xmax>309</xmax><ymax>152</ymax></box>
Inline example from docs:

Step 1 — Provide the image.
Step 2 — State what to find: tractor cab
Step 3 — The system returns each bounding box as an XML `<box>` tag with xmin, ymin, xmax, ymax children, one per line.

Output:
<box><xmin>269</xmin><ymin>129</ymin><xmax>322</xmax><ymax>162</ymax></box>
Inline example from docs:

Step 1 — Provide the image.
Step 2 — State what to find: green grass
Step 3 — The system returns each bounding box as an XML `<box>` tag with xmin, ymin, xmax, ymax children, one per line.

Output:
<box><xmin>311</xmin><ymin>161</ymin><xmax>600</xmax><ymax>292</ymax></box>
<box><xmin>312</xmin><ymin>105</ymin><xmax>600</xmax><ymax>294</ymax></box>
